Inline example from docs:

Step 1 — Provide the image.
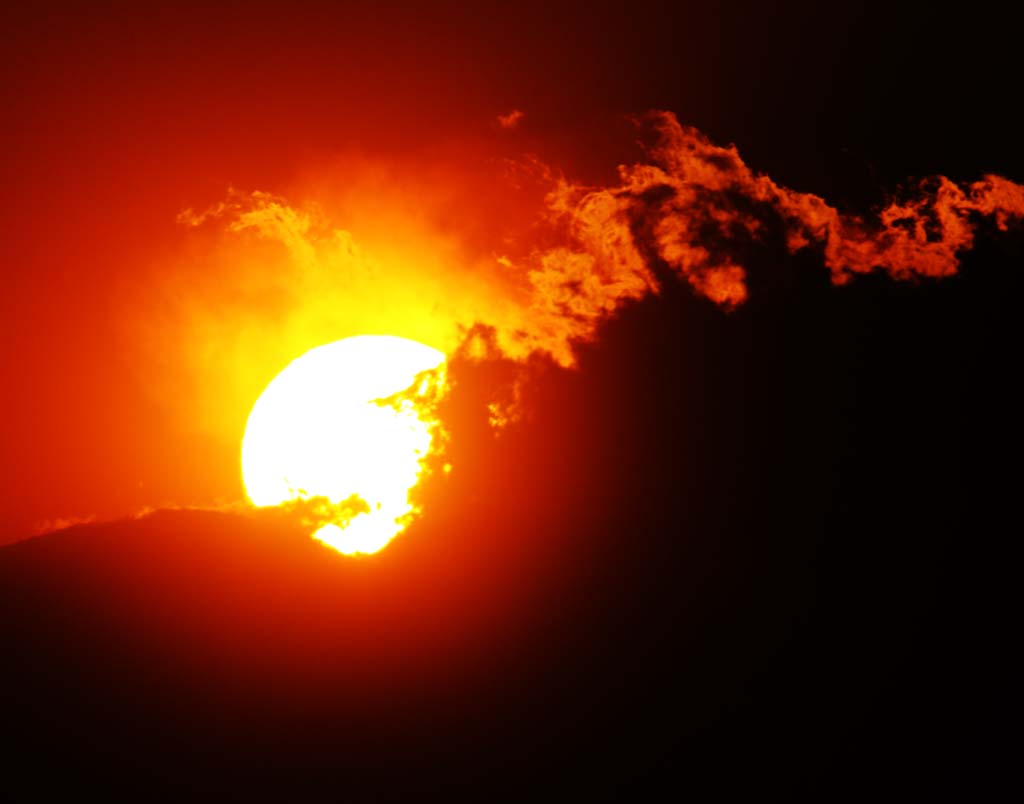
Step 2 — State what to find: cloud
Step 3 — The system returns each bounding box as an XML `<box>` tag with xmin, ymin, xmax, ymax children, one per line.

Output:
<box><xmin>32</xmin><ymin>514</ymin><xmax>97</xmax><ymax>535</ymax></box>
<box><xmin>131</xmin><ymin>112</ymin><xmax>1023</xmax><ymax>445</ymax></box>
<box><xmin>534</xmin><ymin>111</ymin><xmax>1024</xmax><ymax>319</ymax></box>
<box><xmin>497</xmin><ymin>109</ymin><xmax>525</xmax><ymax>130</ymax></box>
<box><xmin>125</xmin><ymin>158</ymin><xmax>538</xmax><ymax>442</ymax></box>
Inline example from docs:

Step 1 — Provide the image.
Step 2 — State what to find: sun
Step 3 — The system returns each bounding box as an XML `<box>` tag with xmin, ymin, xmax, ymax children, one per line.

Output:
<box><xmin>241</xmin><ymin>335</ymin><xmax>446</xmax><ymax>555</ymax></box>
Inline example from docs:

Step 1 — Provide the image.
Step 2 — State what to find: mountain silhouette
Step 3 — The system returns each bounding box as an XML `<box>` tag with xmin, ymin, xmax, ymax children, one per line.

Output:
<box><xmin>2</xmin><ymin>244</ymin><xmax>1016</xmax><ymax>801</ymax></box>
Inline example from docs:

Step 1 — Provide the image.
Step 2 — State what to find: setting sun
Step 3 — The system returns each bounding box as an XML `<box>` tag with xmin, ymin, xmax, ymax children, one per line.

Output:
<box><xmin>241</xmin><ymin>335</ymin><xmax>446</xmax><ymax>555</ymax></box>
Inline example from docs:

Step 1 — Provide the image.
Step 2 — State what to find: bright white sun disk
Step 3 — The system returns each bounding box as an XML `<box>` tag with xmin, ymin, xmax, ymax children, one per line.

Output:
<box><xmin>241</xmin><ymin>335</ymin><xmax>446</xmax><ymax>555</ymax></box>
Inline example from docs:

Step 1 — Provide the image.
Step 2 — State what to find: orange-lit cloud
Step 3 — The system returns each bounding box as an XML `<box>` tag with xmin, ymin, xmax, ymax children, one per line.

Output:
<box><xmin>122</xmin><ymin>156</ymin><xmax>540</xmax><ymax>445</ymax></box>
<box><xmin>481</xmin><ymin>111</ymin><xmax>1024</xmax><ymax>370</ymax></box>
<box><xmin>498</xmin><ymin>109</ymin><xmax>525</xmax><ymax>129</ymax></box>
<box><xmin>542</xmin><ymin>111</ymin><xmax>1024</xmax><ymax>312</ymax></box>
<box><xmin>32</xmin><ymin>514</ymin><xmax>97</xmax><ymax>535</ymax></box>
<box><xmin>125</xmin><ymin>112</ymin><xmax>1023</xmax><ymax>449</ymax></box>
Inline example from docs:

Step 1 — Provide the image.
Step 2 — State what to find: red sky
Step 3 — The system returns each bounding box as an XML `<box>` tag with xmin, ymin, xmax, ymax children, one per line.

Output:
<box><xmin>2</xmin><ymin>2</ymin><xmax>1020</xmax><ymax>541</ymax></box>
<box><xmin>0</xmin><ymin>2</ymin><xmax>734</xmax><ymax>538</ymax></box>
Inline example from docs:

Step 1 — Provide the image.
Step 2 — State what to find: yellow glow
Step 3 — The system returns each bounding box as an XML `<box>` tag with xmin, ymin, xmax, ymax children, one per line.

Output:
<box><xmin>241</xmin><ymin>335</ymin><xmax>446</xmax><ymax>555</ymax></box>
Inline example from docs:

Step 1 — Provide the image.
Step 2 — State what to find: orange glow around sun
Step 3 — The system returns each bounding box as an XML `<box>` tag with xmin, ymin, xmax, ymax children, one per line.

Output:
<box><xmin>241</xmin><ymin>335</ymin><xmax>446</xmax><ymax>555</ymax></box>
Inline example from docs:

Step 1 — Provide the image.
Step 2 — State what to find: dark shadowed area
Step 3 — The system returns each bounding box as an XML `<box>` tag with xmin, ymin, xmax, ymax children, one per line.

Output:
<box><xmin>3</xmin><ymin>233</ymin><xmax>1016</xmax><ymax>799</ymax></box>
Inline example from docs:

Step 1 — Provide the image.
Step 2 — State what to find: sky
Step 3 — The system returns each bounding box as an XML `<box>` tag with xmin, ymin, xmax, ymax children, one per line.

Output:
<box><xmin>3</xmin><ymin>1</ymin><xmax>1019</xmax><ymax>539</ymax></box>
<box><xmin>1</xmin><ymin>2</ymin><xmax>1020</xmax><ymax>798</ymax></box>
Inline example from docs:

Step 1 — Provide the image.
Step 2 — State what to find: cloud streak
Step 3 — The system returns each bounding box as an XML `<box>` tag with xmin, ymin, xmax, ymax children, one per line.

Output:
<box><xmin>529</xmin><ymin>111</ymin><xmax>1024</xmax><ymax>326</ymax></box>
<box><xmin>138</xmin><ymin>111</ymin><xmax>1023</xmax><ymax>444</ymax></box>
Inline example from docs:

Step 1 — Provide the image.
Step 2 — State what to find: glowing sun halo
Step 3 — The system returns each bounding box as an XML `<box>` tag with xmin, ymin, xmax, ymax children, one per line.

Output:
<box><xmin>242</xmin><ymin>335</ymin><xmax>446</xmax><ymax>555</ymax></box>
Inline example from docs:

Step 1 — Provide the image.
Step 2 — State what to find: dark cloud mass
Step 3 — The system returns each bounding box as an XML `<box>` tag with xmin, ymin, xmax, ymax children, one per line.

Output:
<box><xmin>3</xmin><ymin>225</ymin><xmax>1018</xmax><ymax>798</ymax></box>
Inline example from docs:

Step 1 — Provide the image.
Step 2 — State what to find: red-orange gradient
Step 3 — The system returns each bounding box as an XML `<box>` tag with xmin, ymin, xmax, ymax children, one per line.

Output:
<box><xmin>3</xmin><ymin>5</ymin><xmax>1022</xmax><ymax>544</ymax></box>
<box><xmin>1</xmin><ymin>4</ymin><xmax>599</xmax><ymax>540</ymax></box>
